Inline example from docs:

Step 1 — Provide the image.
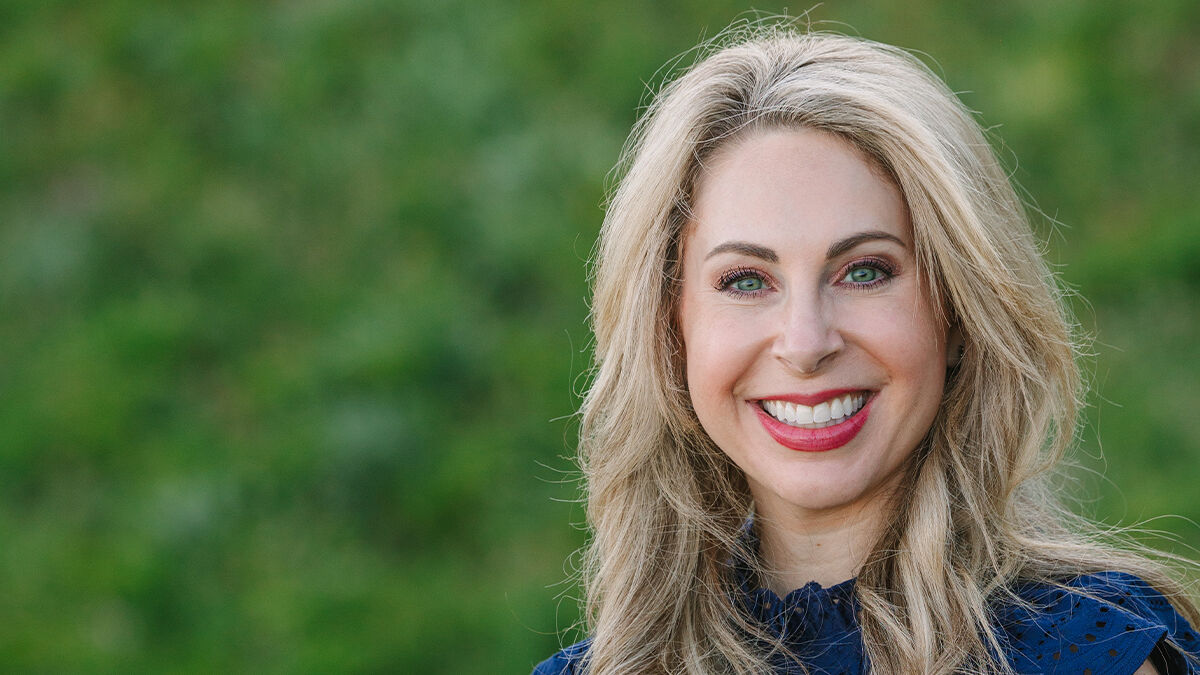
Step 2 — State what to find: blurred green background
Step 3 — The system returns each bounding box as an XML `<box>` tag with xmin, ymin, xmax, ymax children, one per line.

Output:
<box><xmin>1</xmin><ymin>1</ymin><xmax>1197</xmax><ymax>672</ymax></box>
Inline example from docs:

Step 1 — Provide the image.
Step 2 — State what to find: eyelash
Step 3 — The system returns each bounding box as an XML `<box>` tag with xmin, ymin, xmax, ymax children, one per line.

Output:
<box><xmin>715</xmin><ymin>257</ymin><xmax>898</xmax><ymax>296</ymax></box>
<box><xmin>837</xmin><ymin>256</ymin><xmax>897</xmax><ymax>289</ymax></box>
<box><xmin>715</xmin><ymin>266</ymin><xmax>772</xmax><ymax>296</ymax></box>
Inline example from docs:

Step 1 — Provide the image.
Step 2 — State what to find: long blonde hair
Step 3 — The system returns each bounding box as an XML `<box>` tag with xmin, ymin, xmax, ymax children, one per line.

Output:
<box><xmin>576</xmin><ymin>24</ymin><xmax>1197</xmax><ymax>674</ymax></box>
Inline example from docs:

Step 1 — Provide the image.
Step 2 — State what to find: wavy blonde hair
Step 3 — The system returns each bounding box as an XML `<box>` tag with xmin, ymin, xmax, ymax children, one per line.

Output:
<box><xmin>576</xmin><ymin>25</ymin><xmax>1198</xmax><ymax>674</ymax></box>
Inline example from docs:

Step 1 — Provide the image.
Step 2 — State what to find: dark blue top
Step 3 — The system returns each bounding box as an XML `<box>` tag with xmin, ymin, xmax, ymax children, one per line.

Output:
<box><xmin>534</xmin><ymin>571</ymin><xmax>1200</xmax><ymax>674</ymax></box>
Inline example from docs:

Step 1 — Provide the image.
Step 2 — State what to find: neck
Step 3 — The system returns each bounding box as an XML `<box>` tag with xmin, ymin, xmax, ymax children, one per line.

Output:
<box><xmin>753</xmin><ymin>497</ymin><xmax>890</xmax><ymax>594</ymax></box>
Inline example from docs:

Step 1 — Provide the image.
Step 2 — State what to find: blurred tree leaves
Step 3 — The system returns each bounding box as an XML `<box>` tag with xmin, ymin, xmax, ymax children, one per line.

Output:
<box><xmin>0</xmin><ymin>1</ymin><xmax>1195</xmax><ymax>671</ymax></box>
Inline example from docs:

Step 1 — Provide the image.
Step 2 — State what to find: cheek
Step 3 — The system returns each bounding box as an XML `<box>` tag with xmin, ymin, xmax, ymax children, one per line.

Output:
<box><xmin>868</xmin><ymin>301</ymin><xmax>947</xmax><ymax>397</ymax></box>
<box><xmin>681</xmin><ymin>305</ymin><xmax>763</xmax><ymax>409</ymax></box>
<box><xmin>683</xmin><ymin>319</ymin><xmax>728</xmax><ymax>403</ymax></box>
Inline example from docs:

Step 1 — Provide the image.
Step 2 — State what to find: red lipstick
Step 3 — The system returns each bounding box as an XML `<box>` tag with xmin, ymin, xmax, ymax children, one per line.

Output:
<box><xmin>753</xmin><ymin>395</ymin><xmax>874</xmax><ymax>452</ymax></box>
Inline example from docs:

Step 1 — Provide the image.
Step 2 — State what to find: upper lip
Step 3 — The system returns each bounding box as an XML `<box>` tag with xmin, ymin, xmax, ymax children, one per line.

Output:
<box><xmin>754</xmin><ymin>388</ymin><xmax>873</xmax><ymax>406</ymax></box>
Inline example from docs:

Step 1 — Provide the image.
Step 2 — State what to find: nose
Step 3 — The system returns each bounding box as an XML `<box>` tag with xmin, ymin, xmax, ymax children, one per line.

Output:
<box><xmin>771</xmin><ymin>289</ymin><xmax>845</xmax><ymax>374</ymax></box>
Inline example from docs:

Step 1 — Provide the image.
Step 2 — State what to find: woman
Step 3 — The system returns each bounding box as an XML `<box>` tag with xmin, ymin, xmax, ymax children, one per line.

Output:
<box><xmin>536</xmin><ymin>27</ymin><xmax>1199</xmax><ymax>674</ymax></box>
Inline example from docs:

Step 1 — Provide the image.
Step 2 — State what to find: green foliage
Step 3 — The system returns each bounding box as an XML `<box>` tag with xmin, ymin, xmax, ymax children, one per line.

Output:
<box><xmin>0</xmin><ymin>1</ymin><xmax>1196</xmax><ymax>671</ymax></box>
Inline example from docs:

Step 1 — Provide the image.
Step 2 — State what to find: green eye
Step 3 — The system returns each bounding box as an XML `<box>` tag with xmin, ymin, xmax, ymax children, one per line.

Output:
<box><xmin>845</xmin><ymin>266</ymin><xmax>883</xmax><ymax>284</ymax></box>
<box><xmin>717</xmin><ymin>268</ymin><xmax>771</xmax><ymax>295</ymax></box>
<box><xmin>732</xmin><ymin>276</ymin><xmax>764</xmax><ymax>292</ymax></box>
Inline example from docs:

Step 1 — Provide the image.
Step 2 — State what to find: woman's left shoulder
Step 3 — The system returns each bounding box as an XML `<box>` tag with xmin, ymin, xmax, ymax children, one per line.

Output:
<box><xmin>995</xmin><ymin>571</ymin><xmax>1200</xmax><ymax>674</ymax></box>
<box><xmin>531</xmin><ymin>639</ymin><xmax>590</xmax><ymax>675</ymax></box>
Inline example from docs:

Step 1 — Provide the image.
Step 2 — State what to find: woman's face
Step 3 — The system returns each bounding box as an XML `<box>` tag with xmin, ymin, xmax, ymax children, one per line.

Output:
<box><xmin>678</xmin><ymin>128</ymin><xmax>948</xmax><ymax>520</ymax></box>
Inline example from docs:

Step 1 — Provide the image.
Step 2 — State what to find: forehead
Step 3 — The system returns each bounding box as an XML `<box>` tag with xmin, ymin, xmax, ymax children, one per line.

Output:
<box><xmin>687</xmin><ymin>128</ymin><xmax>911</xmax><ymax>253</ymax></box>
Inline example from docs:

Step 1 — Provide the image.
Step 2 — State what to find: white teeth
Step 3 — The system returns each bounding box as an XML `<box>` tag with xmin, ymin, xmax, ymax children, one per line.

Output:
<box><xmin>794</xmin><ymin>403</ymin><xmax>813</xmax><ymax>424</ymax></box>
<box><xmin>830</xmin><ymin>397</ymin><xmax>844</xmax><ymax>420</ymax></box>
<box><xmin>783</xmin><ymin>402</ymin><xmax>798</xmax><ymax>424</ymax></box>
<box><xmin>812</xmin><ymin>402</ymin><xmax>831</xmax><ymax>423</ymax></box>
<box><xmin>761</xmin><ymin>393</ymin><xmax>868</xmax><ymax>429</ymax></box>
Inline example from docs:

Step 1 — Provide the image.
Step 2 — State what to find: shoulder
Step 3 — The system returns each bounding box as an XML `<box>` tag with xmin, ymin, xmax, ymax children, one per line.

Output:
<box><xmin>532</xmin><ymin>639</ymin><xmax>591</xmax><ymax>675</ymax></box>
<box><xmin>996</xmin><ymin>571</ymin><xmax>1200</xmax><ymax>674</ymax></box>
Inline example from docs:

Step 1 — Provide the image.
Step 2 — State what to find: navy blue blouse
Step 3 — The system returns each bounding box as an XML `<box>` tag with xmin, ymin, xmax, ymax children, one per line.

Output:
<box><xmin>534</xmin><ymin>571</ymin><xmax>1200</xmax><ymax>674</ymax></box>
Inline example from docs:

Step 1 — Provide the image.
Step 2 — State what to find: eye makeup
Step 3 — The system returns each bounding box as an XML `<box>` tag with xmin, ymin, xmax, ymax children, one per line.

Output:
<box><xmin>715</xmin><ymin>266</ymin><xmax>773</xmax><ymax>296</ymax></box>
<box><xmin>710</xmin><ymin>251</ymin><xmax>902</xmax><ymax>299</ymax></box>
<box><xmin>834</xmin><ymin>255</ymin><xmax>898</xmax><ymax>290</ymax></box>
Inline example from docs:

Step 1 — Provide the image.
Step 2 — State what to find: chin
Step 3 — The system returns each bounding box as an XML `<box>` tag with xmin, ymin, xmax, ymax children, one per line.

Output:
<box><xmin>751</xmin><ymin>463</ymin><xmax>908</xmax><ymax>519</ymax></box>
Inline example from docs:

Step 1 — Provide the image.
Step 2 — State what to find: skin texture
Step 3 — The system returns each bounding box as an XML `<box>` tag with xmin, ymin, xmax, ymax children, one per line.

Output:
<box><xmin>678</xmin><ymin>128</ymin><xmax>948</xmax><ymax>591</ymax></box>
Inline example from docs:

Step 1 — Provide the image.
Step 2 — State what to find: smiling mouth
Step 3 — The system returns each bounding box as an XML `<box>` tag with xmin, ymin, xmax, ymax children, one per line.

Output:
<box><xmin>759</xmin><ymin>392</ymin><xmax>870</xmax><ymax>429</ymax></box>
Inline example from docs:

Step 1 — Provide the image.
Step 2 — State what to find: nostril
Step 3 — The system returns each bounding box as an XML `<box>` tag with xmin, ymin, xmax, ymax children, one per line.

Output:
<box><xmin>774</xmin><ymin>312</ymin><xmax>845</xmax><ymax>374</ymax></box>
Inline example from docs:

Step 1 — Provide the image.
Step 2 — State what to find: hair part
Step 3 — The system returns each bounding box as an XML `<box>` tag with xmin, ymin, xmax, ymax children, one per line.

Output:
<box><xmin>576</xmin><ymin>23</ymin><xmax>1199</xmax><ymax>674</ymax></box>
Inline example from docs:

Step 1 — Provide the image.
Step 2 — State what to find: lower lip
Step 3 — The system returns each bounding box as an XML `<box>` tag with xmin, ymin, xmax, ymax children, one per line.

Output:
<box><xmin>753</xmin><ymin>396</ymin><xmax>874</xmax><ymax>452</ymax></box>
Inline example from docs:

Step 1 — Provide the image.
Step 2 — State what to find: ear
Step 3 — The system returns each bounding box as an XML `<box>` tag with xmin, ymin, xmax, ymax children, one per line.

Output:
<box><xmin>946</xmin><ymin>325</ymin><xmax>965</xmax><ymax>369</ymax></box>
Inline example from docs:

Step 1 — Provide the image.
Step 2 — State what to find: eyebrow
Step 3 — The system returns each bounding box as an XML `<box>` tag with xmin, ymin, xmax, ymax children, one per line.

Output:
<box><xmin>704</xmin><ymin>230</ymin><xmax>906</xmax><ymax>263</ymax></box>
<box><xmin>704</xmin><ymin>241</ymin><xmax>778</xmax><ymax>262</ymax></box>
<box><xmin>824</xmin><ymin>230</ymin><xmax>906</xmax><ymax>259</ymax></box>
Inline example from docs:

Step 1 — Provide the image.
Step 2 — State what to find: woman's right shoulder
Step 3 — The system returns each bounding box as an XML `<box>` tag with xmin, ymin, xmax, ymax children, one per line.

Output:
<box><xmin>532</xmin><ymin>638</ymin><xmax>591</xmax><ymax>675</ymax></box>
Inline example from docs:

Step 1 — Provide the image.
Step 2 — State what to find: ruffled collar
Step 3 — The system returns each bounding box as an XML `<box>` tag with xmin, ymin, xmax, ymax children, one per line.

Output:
<box><xmin>741</xmin><ymin>576</ymin><xmax>860</xmax><ymax>642</ymax></box>
<box><xmin>731</xmin><ymin>524</ymin><xmax>861</xmax><ymax>644</ymax></box>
